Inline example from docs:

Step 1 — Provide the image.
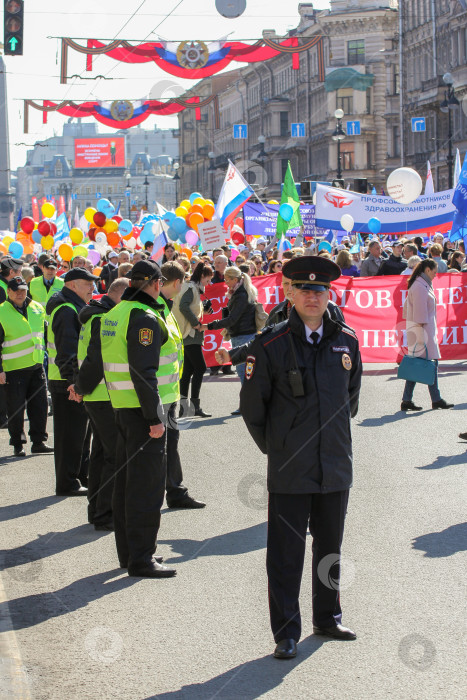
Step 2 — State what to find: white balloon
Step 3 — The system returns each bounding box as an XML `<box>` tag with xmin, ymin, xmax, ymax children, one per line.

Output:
<box><xmin>386</xmin><ymin>167</ymin><xmax>423</xmax><ymax>205</ymax></box>
<box><xmin>312</xmin><ymin>192</ymin><xmax>317</xmax><ymax>206</ymax></box>
<box><xmin>340</xmin><ymin>214</ymin><xmax>354</xmax><ymax>232</ymax></box>
<box><xmin>95</xmin><ymin>232</ymin><xmax>107</xmax><ymax>245</ymax></box>
<box><xmin>127</xmin><ymin>237</ymin><xmax>137</xmax><ymax>249</ymax></box>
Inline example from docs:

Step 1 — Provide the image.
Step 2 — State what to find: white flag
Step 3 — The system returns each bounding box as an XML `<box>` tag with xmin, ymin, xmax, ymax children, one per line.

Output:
<box><xmin>425</xmin><ymin>161</ymin><xmax>434</xmax><ymax>195</ymax></box>
<box><xmin>454</xmin><ymin>149</ymin><xmax>462</xmax><ymax>188</ymax></box>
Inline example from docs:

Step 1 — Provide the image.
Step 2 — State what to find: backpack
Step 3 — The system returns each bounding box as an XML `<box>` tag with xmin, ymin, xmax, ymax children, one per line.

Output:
<box><xmin>255</xmin><ymin>302</ymin><xmax>268</xmax><ymax>332</ymax></box>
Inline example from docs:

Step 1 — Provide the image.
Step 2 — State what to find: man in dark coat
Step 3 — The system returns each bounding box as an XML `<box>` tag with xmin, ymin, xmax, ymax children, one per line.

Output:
<box><xmin>377</xmin><ymin>241</ymin><xmax>407</xmax><ymax>275</ymax></box>
<box><xmin>240</xmin><ymin>256</ymin><xmax>362</xmax><ymax>659</ymax></box>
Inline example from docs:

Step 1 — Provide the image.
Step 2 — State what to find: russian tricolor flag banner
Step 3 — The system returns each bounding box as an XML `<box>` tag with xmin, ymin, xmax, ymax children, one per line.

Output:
<box><xmin>214</xmin><ymin>161</ymin><xmax>254</xmax><ymax>231</ymax></box>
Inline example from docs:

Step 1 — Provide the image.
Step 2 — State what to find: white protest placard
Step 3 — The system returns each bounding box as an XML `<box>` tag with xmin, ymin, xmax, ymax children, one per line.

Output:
<box><xmin>197</xmin><ymin>219</ymin><xmax>226</xmax><ymax>250</ymax></box>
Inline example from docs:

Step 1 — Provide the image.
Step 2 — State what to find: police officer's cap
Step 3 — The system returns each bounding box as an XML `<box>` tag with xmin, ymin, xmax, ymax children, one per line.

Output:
<box><xmin>63</xmin><ymin>268</ymin><xmax>99</xmax><ymax>283</ymax></box>
<box><xmin>8</xmin><ymin>276</ymin><xmax>28</xmax><ymax>291</ymax></box>
<box><xmin>1</xmin><ymin>256</ymin><xmax>23</xmax><ymax>271</ymax></box>
<box><xmin>43</xmin><ymin>258</ymin><xmax>57</xmax><ymax>269</ymax></box>
<box><xmin>283</xmin><ymin>256</ymin><xmax>341</xmax><ymax>291</ymax></box>
<box><xmin>130</xmin><ymin>259</ymin><xmax>162</xmax><ymax>282</ymax></box>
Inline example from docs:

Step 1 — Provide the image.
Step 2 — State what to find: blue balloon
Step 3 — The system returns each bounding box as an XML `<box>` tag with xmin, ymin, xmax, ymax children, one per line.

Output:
<box><xmin>189</xmin><ymin>192</ymin><xmax>202</xmax><ymax>205</ymax></box>
<box><xmin>167</xmin><ymin>226</ymin><xmax>179</xmax><ymax>242</ymax></box>
<box><xmin>318</xmin><ymin>241</ymin><xmax>332</xmax><ymax>253</ymax></box>
<box><xmin>368</xmin><ymin>217</ymin><xmax>381</xmax><ymax>235</ymax></box>
<box><xmin>178</xmin><ymin>232</ymin><xmax>186</xmax><ymax>245</ymax></box>
<box><xmin>279</xmin><ymin>203</ymin><xmax>294</xmax><ymax>222</ymax></box>
<box><xmin>172</xmin><ymin>216</ymin><xmax>188</xmax><ymax>236</ymax></box>
<box><xmin>9</xmin><ymin>241</ymin><xmax>24</xmax><ymax>257</ymax></box>
<box><xmin>32</xmin><ymin>230</ymin><xmax>42</xmax><ymax>244</ymax></box>
<box><xmin>104</xmin><ymin>203</ymin><xmax>116</xmax><ymax>218</ymax></box>
<box><xmin>97</xmin><ymin>198</ymin><xmax>111</xmax><ymax>213</ymax></box>
<box><xmin>140</xmin><ymin>221</ymin><xmax>157</xmax><ymax>244</ymax></box>
<box><xmin>119</xmin><ymin>219</ymin><xmax>133</xmax><ymax>237</ymax></box>
<box><xmin>163</xmin><ymin>212</ymin><xmax>176</xmax><ymax>224</ymax></box>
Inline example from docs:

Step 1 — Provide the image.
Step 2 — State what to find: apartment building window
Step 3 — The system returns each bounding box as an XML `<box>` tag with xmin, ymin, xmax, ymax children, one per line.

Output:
<box><xmin>337</xmin><ymin>88</ymin><xmax>353</xmax><ymax>115</ymax></box>
<box><xmin>280</xmin><ymin>111</ymin><xmax>289</xmax><ymax>137</ymax></box>
<box><xmin>366</xmin><ymin>142</ymin><xmax>373</xmax><ymax>169</ymax></box>
<box><xmin>348</xmin><ymin>40</ymin><xmax>364</xmax><ymax>65</ymax></box>
<box><xmin>340</xmin><ymin>143</ymin><xmax>354</xmax><ymax>171</ymax></box>
<box><xmin>366</xmin><ymin>89</ymin><xmax>372</xmax><ymax>114</ymax></box>
<box><xmin>393</xmin><ymin>125</ymin><xmax>400</xmax><ymax>157</ymax></box>
<box><xmin>54</xmin><ymin>161</ymin><xmax>62</xmax><ymax>177</ymax></box>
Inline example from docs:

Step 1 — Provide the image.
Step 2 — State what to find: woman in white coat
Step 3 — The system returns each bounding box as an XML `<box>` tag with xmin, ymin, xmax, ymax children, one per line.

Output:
<box><xmin>401</xmin><ymin>258</ymin><xmax>453</xmax><ymax>411</ymax></box>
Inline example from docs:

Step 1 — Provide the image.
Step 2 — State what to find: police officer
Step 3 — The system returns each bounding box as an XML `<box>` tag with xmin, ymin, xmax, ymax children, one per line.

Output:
<box><xmin>70</xmin><ymin>277</ymin><xmax>130</xmax><ymax>530</ymax></box>
<box><xmin>101</xmin><ymin>260</ymin><xmax>176</xmax><ymax>579</ymax></box>
<box><xmin>46</xmin><ymin>267</ymin><xmax>99</xmax><ymax>496</ymax></box>
<box><xmin>29</xmin><ymin>258</ymin><xmax>64</xmax><ymax>307</ymax></box>
<box><xmin>0</xmin><ymin>277</ymin><xmax>52</xmax><ymax>456</ymax></box>
<box><xmin>159</xmin><ymin>261</ymin><xmax>205</xmax><ymax>509</ymax></box>
<box><xmin>0</xmin><ymin>257</ymin><xmax>24</xmax><ymax>428</ymax></box>
<box><xmin>240</xmin><ymin>256</ymin><xmax>362</xmax><ymax>659</ymax></box>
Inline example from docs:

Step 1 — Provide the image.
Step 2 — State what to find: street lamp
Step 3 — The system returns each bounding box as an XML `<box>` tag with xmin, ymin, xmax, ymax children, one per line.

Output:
<box><xmin>332</xmin><ymin>108</ymin><xmax>346</xmax><ymax>183</ymax></box>
<box><xmin>173</xmin><ymin>162</ymin><xmax>180</xmax><ymax>208</ymax></box>
<box><xmin>124</xmin><ymin>171</ymin><xmax>131</xmax><ymax>218</ymax></box>
<box><xmin>440</xmin><ymin>73</ymin><xmax>460</xmax><ymax>189</ymax></box>
<box><xmin>143</xmin><ymin>170</ymin><xmax>149</xmax><ymax>211</ymax></box>
<box><xmin>208</xmin><ymin>151</ymin><xmax>216</xmax><ymax>199</ymax></box>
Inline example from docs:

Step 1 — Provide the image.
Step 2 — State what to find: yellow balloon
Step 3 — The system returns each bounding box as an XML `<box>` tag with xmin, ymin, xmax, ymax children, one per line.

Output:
<box><xmin>204</xmin><ymin>199</ymin><xmax>214</xmax><ymax>207</ymax></box>
<box><xmin>175</xmin><ymin>206</ymin><xmax>189</xmax><ymax>219</ymax></box>
<box><xmin>85</xmin><ymin>207</ymin><xmax>97</xmax><ymax>223</ymax></box>
<box><xmin>103</xmin><ymin>219</ymin><xmax>118</xmax><ymax>234</ymax></box>
<box><xmin>58</xmin><ymin>243</ymin><xmax>73</xmax><ymax>261</ymax></box>
<box><xmin>173</xmin><ymin>242</ymin><xmax>181</xmax><ymax>251</ymax></box>
<box><xmin>73</xmin><ymin>245</ymin><xmax>88</xmax><ymax>258</ymax></box>
<box><xmin>193</xmin><ymin>197</ymin><xmax>205</xmax><ymax>208</ymax></box>
<box><xmin>42</xmin><ymin>235</ymin><xmax>54</xmax><ymax>250</ymax></box>
<box><xmin>268</xmin><ymin>200</ymin><xmax>279</xmax><ymax>205</ymax></box>
<box><xmin>180</xmin><ymin>199</ymin><xmax>191</xmax><ymax>210</ymax></box>
<box><xmin>41</xmin><ymin>202</ymin><xmax>55</xmax><ymax>218</ymax></box>
<box><xmin>69</xmin><ymin>228</ymin><xmax>83</xmax><ymax>245</ymax></box>
<box><xmin>34</xmin><ymin>222</ymin><xmax>38</xmax><ymax>230</ymax></box>
<box><xmin>2</xmin><ymin>235</ymin><xmax>13</xmax><ymax>247</ymax></box>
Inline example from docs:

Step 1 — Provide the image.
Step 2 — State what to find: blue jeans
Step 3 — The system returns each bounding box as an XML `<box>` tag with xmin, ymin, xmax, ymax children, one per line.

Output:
<box><xmin>231</xmin><ymin>333</ymin><xmax>256</xmax><ymax>384</ymax></box>
<box><xmin>402</xmin><ymin>360</ymin><xmax>441</xmax><ymax>403</ymax></box>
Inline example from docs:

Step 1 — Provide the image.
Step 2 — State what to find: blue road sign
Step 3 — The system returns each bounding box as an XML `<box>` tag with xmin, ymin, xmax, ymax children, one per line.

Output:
<box><xmin>233</xmin><ymin>124</ymin><xmax>248</xmax><ymax>139</ymax></box>
<box><xmin>411</xmin><ymin>117</ymin><xmax>426</xmax><ymax>132</ymax></box>
<box><xmin>125</xmin><ymin>191</ymin><xmax>131</xmax><ymax>197</ymax></box>
<box><xmin>96</xmin><ymin>192</ymin><xmax>101</xmax><ymax>199</ymax></box>
<box><xmin>291</xmin><ymin>122</ymin><xmax>306</xmax><ymax>138</ymax></box>
<box><xmin>346</xmin><ymin>121</ymin><xmax>361</xmax><ymax>136</ymax></box>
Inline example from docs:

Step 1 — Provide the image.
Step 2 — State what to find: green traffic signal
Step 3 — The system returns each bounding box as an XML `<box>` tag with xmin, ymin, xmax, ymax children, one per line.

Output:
<box><xmin>4</xmin><ymin>0</ymin><xmax>24</xmax><ymax>56</ymax></box>
<box><xmin>8</xmin><ymin>36</ymin><xmax>18</xmax><ymax>51</ymax></box>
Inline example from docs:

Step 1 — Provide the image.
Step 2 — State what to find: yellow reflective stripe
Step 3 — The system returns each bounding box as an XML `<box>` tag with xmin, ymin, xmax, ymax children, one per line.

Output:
<box><xmin>2</xmin><ymin>347</ymin><xmax>36</xmax><ymax>360</ymax></box>
<box><xmin>103</xmin><ymin>362</ymin><xmax>129</xmax><ymax>372</ymax></box>
<box><xmin>3</xmin><ymin>333</ymin><xmax>33</xmax><ymax>347</ymax></box>
<box><xmin>107</xmin><ymin>381</ymin><xmax>135</xmax><ymax>391</ymax></box>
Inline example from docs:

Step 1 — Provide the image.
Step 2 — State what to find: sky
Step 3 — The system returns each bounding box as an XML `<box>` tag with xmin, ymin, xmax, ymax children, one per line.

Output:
<box><xmin>3</xmin><ymin>0</ymin><xmax>331</xmax><ymax>170</ymax></box>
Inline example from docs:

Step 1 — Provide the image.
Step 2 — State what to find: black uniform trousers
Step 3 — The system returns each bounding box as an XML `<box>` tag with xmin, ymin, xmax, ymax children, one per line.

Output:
<box><xmin>85</xmin><ymin>401</ymin><xmax>119</xmax><ymax>526</ymax></box>
<box><xmin>113</xmin><ymin>408</ymin><xmax>166</xmax><ymax>568</ymax></box>
<box><xmin>0</xmin><ymin>384</ymin><xmax>7</xmax><ymax>426</ymax></box>
<box><xmin>50</xmin><ymin>388</ymin><xmax>88</xmax><ymax>493</ymax></box>
<box><xmin>267</xmin><ymin>489</ymin><xmax>349</xmax><ymax>643</ymax></box>
<box><xmin>164</xmin><ymin>403</ymin><xmax>188</xmax><ymax>505</ymax></box>
<box><xmin>5</xmin><ymin>366</ymin><xmax>48</xmax><ymax>448</ymax></box>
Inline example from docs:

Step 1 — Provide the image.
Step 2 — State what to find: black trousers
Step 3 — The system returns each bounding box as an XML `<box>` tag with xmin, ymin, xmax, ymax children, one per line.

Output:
<box><xmin>85</xmin><ymin>401</ymin><xmax>119</xmax><ymax>526</ymax></box>
<box><xmin>5</xmin><ymin>366</ymin><xmax>48</xmax><ymax>448</ymax></box>
<box><xmin>180</xmin><ymin>344</ymin><xmax>206</xmax><ymax>401</ymax></box>
<box><xmin>0</xmin><ymin>384</ymin><xmax>7</xmax><ymax>425</ymax></box>
<box><xmin>113</xmin><ymin>408</ymin><xmax>166</xmax><ymax>568</ymax></box>
<box><xmin>164</xmin><ymin>403</ymin><xmax>188</xmax><ymax>505</ymax></box>
<box><xmin>267</xmin><ymin>490</ymin><xmax>349</xmax><ymax>643</ymax></box>
<box><xmin>50</xmin><ymin>388</ymin><xmax>88</xmax><ymax>493</ymax></box>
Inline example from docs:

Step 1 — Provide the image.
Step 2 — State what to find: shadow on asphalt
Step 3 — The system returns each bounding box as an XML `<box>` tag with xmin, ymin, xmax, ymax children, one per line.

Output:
<box><xmin>159</xmin><ymin>522</ymin><xmax>267</xmax><ymax>563</ymax></box>
<box><xmin>417</xmin><ymin>450</ymin><xmax>467</xmax><ymax>470</ymax></box>
<box><xmin>357</xmin><ymin>410</ymin><xmax>430</xmax><ymax>427</ymax></box>
<box><xmin>0</xmin><ymin>495</ymin><xmax>58</xmax><ymax>522</ymax></box>
<box><xmin>145</xmin><ymin>634</ymin><xmax>326</xmax><ymax>699</ymax></box>
<box><xmin>412</xmin><ymin>522</ymin><xmax>467</xmax><ymax>557</ymax></box>
<box><xmin>178</xmin><ymin>414</ymin><xmax>239</xmax><ymax>431</ymax></box>
<box><xmin>2</xmin><ymin>569</ymin><xmax>135</xmax><ymax>631</ymax></box>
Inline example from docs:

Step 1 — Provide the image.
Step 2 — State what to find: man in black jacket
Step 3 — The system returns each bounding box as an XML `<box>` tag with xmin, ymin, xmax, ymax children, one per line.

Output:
<box><xmin>46</xmin><ymin>268</ymin><xmax>99</xmax><ymax>496</ymax></box>
<box><xmin>377</xmin><ymin>241</ymin><xmax>407</xmax><ymax>275</ymax></box>
<box><xmin>240</xmin><ymin>256</ymin><xmax>362</xmax><ymax>659</ymax></box>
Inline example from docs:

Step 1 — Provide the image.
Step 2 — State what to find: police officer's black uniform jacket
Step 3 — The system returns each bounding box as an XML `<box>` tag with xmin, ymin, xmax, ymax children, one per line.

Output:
<box><xmin>46</xmin><ymin>287</ymin><xmax>87</xmax><ymax>392</ymax></box>
<box><xmin>0</xmin><ymin>275</ymin><xmax>9</xmax><ymax>304</ymax></box>
<box><xmin>240</xmin><ymin>307</ymin><xmax>362</xmax><ymax>494</ymax></box>
<box><xmin>74</xmin><ymin>295</ymin><xmax>115</xmax><ymax>397</ymax></box>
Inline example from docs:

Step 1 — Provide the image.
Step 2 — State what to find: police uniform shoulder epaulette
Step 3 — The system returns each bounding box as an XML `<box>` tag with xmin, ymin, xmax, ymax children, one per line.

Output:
<box><xmin>341</xmin><ymin>326</ymin><xmax>358</xmax><ymax>341</ymax></box>
<box><xmin>261</xmin><ymin>320</ymin><xmax>290</xmax><ymax>347</ymax></box>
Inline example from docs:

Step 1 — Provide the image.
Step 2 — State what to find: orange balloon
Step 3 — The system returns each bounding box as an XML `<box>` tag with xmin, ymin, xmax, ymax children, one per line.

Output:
<box><xmin>94</xmin><ymin>227</ymin><xmax>107</xmax><ymax>235</ymax></box>
<box><xmin>23</xmin><ymin>241</ymin><xmax>34</xmax><ymax>255</ymax></box>
<box><xmin>188</xmin><ymin>212</ymin><xmax>204</xmax><ymax>231</ymax></box>
<box><xmin>106</xmin><ymin>231</ymin><xmax>121</xmax><ymax>247</ymax></box>
<box><xmin>93</xmin><ymin>266</ymin><xmax>103</xmax><ymax>277</ymax></box>
<box><xmin>190</xmin><ymin>204</ymin><xmax>204</xmax><ymax>215</ymax></box>
<box><xmin>0</xmin><ymin>242</ymin><xmax>7</xmax><ymax>254</ymax></box>
<box><xmin>58</xmin><ymin>243</ymin><xmax>73</xmax><ymax>261</ymax></box>
<box><xmin>203</xmin><ymin>203</ymin><xmax>215</xmax><ymax>220</ymax></box>
<box><xmin>122</xmin><ymin>231</ymin><xmax>134</xmax><ymax>241</ymax></box>
<box><xmin>181</xmin><ymin>247</ymin><xmax>192</xmax><ymax>260</ymax></box>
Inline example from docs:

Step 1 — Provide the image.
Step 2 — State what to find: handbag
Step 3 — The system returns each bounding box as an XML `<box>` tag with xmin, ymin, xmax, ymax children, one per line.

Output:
<box><xmin>397</xmin><ymin>344</ymin><xmax>436</xmax><ymax>385</ymax></box>
<box><xmin>254</xmin><ymin>302</ymin><xmax>268</xmax><ymax>332</ymax></box>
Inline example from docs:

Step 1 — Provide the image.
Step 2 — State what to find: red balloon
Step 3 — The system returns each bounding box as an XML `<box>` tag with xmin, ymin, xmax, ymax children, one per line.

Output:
<box><xmin>49</xmin><ymin>222</ymin><xmax>57</xmax><ymax>236</ymax></box>
<box><xmin>21</xmin><ymin>216</ymin><xmax>35</xmax><ymax>234</ymax></box>
<box><xmin>112</xmin><ymin>215</ymin><xmax>123</xmax><ymax>224</ymax></box>
<box><xmin>88</xmin><ymin>227</ymin><xmax>97</xmax><ymax>242</ymax></box>
<box><xmin>234</xmin><ymin>217</ymin><xmax>244</xmax><ymax>230</ymax></box>
<box><xmin>231</xmin><ymin>231</ymin><xmax>245</xmax><ymax>246</ymax></box>
<box><xmin>37</xmin><ymin>220</ymin><xmax>51</xmax><ymax>236</ymax></box>
<box><xmin>93</xmin><ymin>211</ymin><xmax>106</xmax><ymax>227</ymax></box>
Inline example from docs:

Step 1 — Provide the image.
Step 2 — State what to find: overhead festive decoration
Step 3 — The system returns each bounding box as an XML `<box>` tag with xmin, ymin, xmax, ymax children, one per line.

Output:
<box><xmin>23</xmin><ymin>95</ymin><xmax>220</xmax><ymax>132</ymax></box>
<box><xmin>59</xmin><ymin>36</ymin><xmax>325</xmax><ymax>83</ymax></box>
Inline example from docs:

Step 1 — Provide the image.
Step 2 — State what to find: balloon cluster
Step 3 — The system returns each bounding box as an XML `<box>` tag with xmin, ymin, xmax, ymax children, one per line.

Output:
<box><xmin>161</xmin><ymin>192</ymin><xmax>216</xmax><ymax>247</ymax></box>
<box><xmin>0</xmin><ymin>201</ymin><xmax>60</xmax><ymax>258</ymax></box>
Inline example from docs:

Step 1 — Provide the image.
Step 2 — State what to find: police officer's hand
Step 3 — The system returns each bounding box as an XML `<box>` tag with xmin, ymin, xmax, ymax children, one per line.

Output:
<box><xmin>0</xmin><ymin>372</ymin><xmax>6</xmax><ymax>385</ymax></box>
<box><xmin>67</xmin><ymin>384</ymin><xmax>83</xmax><ymax>403</ymax></box>
<box><xmin>149</xmin><ymin>423</ymin><xmax>165</xmax><ymax>439</ymax></box>
<box><xmin>215</xmin><ymin>348</ymin><xmax>230</xmax><ymax>365</ymax></box>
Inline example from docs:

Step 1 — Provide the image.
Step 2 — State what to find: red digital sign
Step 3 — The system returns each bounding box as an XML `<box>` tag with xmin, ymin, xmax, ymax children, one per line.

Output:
<box><xmin>74</xmin><ymin>137</ymin><xmax>125</xmax><ymax>168</ymax></box>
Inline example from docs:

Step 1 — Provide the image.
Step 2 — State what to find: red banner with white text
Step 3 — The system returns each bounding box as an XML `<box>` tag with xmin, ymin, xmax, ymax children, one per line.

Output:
<box><xmin>201</xmin><ymin>273</ymin><xmax>467</xmax><ymax>365</ymax></box>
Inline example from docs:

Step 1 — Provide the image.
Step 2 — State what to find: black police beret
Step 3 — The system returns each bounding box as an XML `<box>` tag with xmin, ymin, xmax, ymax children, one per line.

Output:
<box><xmin>8</xmin><ymin>276</ymin><xmax>28</xmax><ymax>291</ymax></box>
<box><xmin>63</xmin><ymin>268</ymin><xmax>99</xmax><ymax>283</ymax></box>
<box><xmin>130</xmin><ymin>259</ymin><xmax>162</xmax><ymax>282</ymax></box>
<box><xmin>283</xmin><ymin>256</ymin><xmax>341</xmax><ymax>291</ymax></box>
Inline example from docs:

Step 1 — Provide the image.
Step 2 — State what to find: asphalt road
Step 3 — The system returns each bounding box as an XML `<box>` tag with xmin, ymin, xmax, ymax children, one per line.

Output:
<box><xmin>0</xmin><ymin>364</ymin><xmax>466</xmax><ymax>700</ymax></box>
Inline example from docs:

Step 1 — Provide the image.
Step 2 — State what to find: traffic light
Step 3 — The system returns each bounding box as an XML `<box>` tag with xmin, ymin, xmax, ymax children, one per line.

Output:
<box><xmin>353</xmin><ymin>178</ymin><xmax>368</xmax><ymax>194</ymax></box>
<box><xmin>4</xmin><ymin>0</ymin><xmax>23</xmax><ymax>56</ymax></box>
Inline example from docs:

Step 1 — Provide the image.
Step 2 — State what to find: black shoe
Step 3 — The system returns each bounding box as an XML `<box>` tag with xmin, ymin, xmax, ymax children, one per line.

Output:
<box><xmin>192</xmin><ymin>398</ymin><xmax>212</xmax><ymax>418</ymax></box>
<box><xmin>14</xmin><ymin>446</ymin><xmax>26</xmax><ymax>457</ymax></box>
<box><xmin>209</xmin><ymin>368</ymin><xmax>220</xmax><ymax>376</ymax></box>
<box><xmin>119</xmin><ymin>555</ymin><xmax>163</xmax><ymax>569</ymax></box>
<box><xmin>167</xmin><ymin>496</ymin><xmax>206</xmax><ymax>509</ymax></box>
<box><xmin>31</xmin><ymin>443</ymin><xmax>54</xmax><ymax>454</ymax></box>
<box><xmin>459</xmin><ymin>432</ymin><xmax>467</xmax><ymax>440</ymax></box>
<box><xmin>94</xmin><ymin>522</ymin><xmax>114</xmax><ymax>531</ymax></box>
<box><xmin>56</xmin><ymin>486</ymin><xmax>88</xmax><ymax>497</ymax></box>
<box><xmin>222</xmin><ymin>366</ymin><xmax>235</xmax><ymax>375</ymax></box>
<box><xmin>401</xmin><ymin>401</ymin><xmax>422</xmax><ymax>411</ymax></box>
<box><xmin>128</xmin><ymin>561</ymin><xmax>176</xmax><ymax>578</ymax></box>
<box><xmin>231</xmin><ymin>408</ymin><xmax>241</xmax><ymax>415</ymax></box>
<box><xmin>432</xmin><ymin>399</ymin><xmax>454</xmax><ymax>410</ymax></box>
<box><xmin>273</xmin><ymin>639</ymin><xmax>297</xmax><ymax>659</ymax></box>
<box><xmin>0</xmin><ymin>416</ymin><xmax>8</xmax><ymax>429</ymax></box>
<box><xmin>313</xmin><ymin>624</ymin><xmax>357</xmax><ymax>640</ymax></box>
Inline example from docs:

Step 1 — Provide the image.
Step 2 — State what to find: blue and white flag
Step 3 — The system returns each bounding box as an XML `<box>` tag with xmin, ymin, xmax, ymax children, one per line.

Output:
<box><xmin>450</xmin><ymin>152</ymin><xmax>467</xmax><ymax>242</ymax></box>
<box><xmin>54</xmin><ymin>213</ymin><xmax>70</xmax><ymax>242</ymax></box>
